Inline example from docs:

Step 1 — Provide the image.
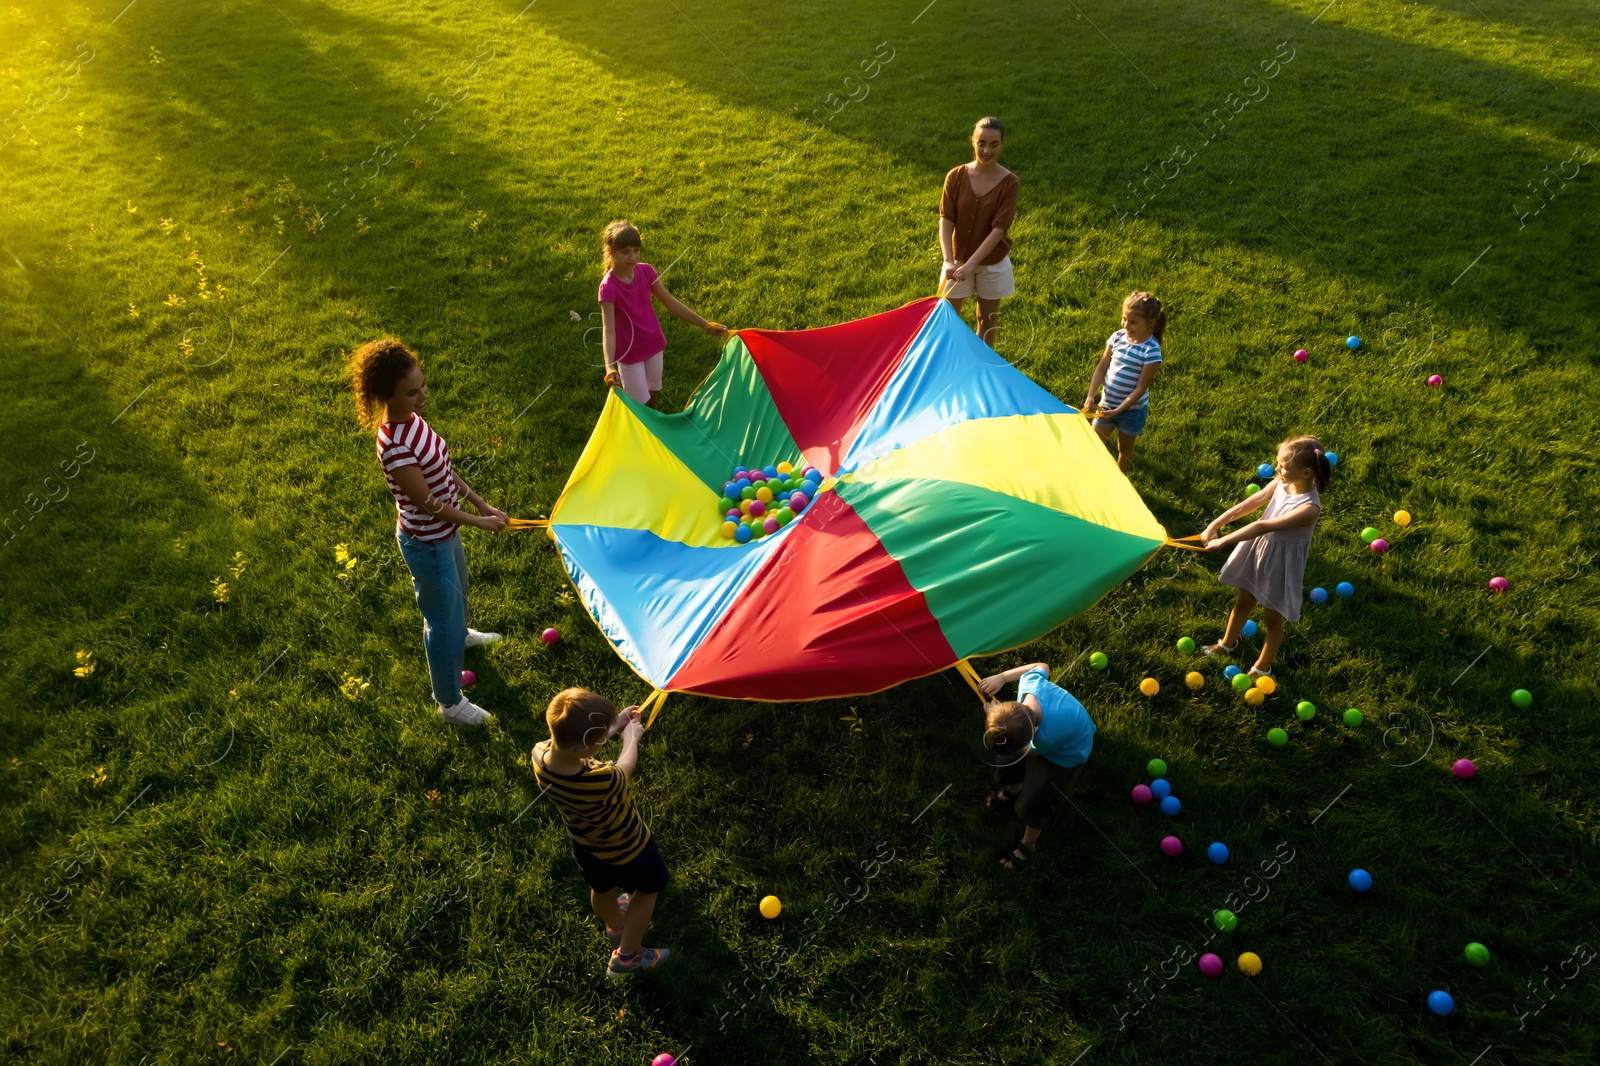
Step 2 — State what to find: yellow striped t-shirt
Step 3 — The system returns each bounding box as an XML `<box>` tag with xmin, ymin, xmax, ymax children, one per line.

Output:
<box><xmin>531</xmin><ymin>742</ymin><xmax>651</xmax><ymax>864</ymax></box>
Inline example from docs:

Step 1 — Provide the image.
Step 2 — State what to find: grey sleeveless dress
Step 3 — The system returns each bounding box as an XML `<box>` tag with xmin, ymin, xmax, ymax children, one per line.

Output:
<box><xmin>1219</xmin><ymin>483</ymin><xmax>1321</xmax><ymax>621</ymax></box>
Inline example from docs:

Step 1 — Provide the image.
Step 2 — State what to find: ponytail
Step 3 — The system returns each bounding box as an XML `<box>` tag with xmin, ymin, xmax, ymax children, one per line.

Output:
<box><xmin>1124</xmin><ymin>291</ymin><xmax>1166</xmax><ymax>345</ymax></box>
<box><xmin>1282</xmin><ymin>434</ymin><xmax>1331</xmax><ymax>492</ymax></box>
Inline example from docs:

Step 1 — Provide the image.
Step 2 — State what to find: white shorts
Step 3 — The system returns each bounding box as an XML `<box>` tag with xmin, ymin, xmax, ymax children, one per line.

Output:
<box><xmin>618</xmin><ymin>350</ymin><xmax>664</xmax><ymax>403</ymax></box>
<box><xmin>943</xmin><ymin>255</ymin><xmax>1015</xmax><ymax>300</ymax></box>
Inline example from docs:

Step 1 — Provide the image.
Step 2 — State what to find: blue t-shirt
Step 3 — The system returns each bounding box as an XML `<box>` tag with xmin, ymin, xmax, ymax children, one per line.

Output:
<box><xmin>1100</xmin><ymin>329</ymin><xmax>1163</xmax><ymax>411</ymax></box>
<box><xmin>1018</xmin><ymin>668</ymin><xmax>1095</xmax><ymax>768</ymax></box>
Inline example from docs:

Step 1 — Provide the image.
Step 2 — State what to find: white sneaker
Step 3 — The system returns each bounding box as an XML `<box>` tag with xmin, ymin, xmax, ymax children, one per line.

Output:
<box><xmin>464</xmin><ymin>629</ymin><xmax>502</xmax><ymax>649</ymax></box>
<box><xmin>438</xmin><ymin>698</ymin><xmax>493</xmax><ymax>726</ymax></box>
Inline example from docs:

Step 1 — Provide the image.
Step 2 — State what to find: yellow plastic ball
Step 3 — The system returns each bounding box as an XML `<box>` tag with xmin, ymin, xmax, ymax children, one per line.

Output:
<box><xmin>1394</xmin><ymin>510</ymin><xmax>1411</xmax><ymax>526</ymax></box>
<box><xmin>777</xmin><ymin>461</ymin><xmax>793</xmax><ymax>475</ymax></box>
<box><xmin>756</xmin><ymin>486</ymin><xmax>774</xmax><ymax>504</ymax></box>
<box><xmin>720</xmin><ymin>521</ymin><xmax>738</xmax><ymax>540</ymax></box>
<box><xmin>1185</xmin><ymin>671</ymin><xmax>1204</xmax><ymax>690</ymax></box>
<box><xmin>1254</xmin><ymin>675</ymin><xmax>1276</xmax><ymax>695</ymax></box>
<box><xmin>1244</xmin><ymin>688</ymin><xmax>1265</xmax><ymax>706</ymax></box>
<box><xmin>1238</xmin><ymin>952</ymin><xmax>1262</xmax><ymax>977</ymax></box>
<box><xmin>759</xmin><ymin>895</ymin><xmax>782</xmax><ymax>919</ymax></box>
<box><xmin>1139</xmin><ymin>677</ymin><xmax>1160</xmax><ymax>697</ymax></box>
<box><xmin>739</xmin><ymin>500</ymin><xmax>752</xmax><ymax>515</ymax></box>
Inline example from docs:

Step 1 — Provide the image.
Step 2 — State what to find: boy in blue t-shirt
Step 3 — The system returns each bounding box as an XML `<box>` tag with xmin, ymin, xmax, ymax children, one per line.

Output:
<box><xmin>979</xmin><ymin>661</ymin><xmax>1096</xmax><ymax>870</ymax></box>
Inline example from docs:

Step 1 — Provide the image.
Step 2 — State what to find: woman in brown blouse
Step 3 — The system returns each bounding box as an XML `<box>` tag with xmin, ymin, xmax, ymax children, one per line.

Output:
<box><xmin>939</xmin><ymin>116</ymin><xmax>1019</xmax><ymax>347</ymax></box>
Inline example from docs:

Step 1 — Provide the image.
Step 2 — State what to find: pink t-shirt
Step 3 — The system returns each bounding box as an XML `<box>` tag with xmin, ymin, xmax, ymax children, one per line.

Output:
<box><xmin>598</xmin><ymin>262</ymin><xmax>666</xmax><ymax>365</ymax></box>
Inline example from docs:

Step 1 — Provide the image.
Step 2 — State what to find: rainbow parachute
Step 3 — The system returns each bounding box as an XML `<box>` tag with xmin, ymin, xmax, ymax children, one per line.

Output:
<box><xmin>546</xmin><ymin>297</ymin><xmax>1168</xmax><ymax>701</ymax></box>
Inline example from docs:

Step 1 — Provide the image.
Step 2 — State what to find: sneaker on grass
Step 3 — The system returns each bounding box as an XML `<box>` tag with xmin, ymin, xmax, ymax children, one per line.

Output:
<box><xmin>438</xmin><ymin>698</ymin><xmax>493</xmax><ymax>726</ymax></box>
<box><xmin>464</xmin><ymin>629</ymin><xmax>502</xmax><ymax>649</ymax></box>
<box><xmin>606</xmin><ymin>946</ymin><xmax>670</xmax><ymax>978</ymax></box>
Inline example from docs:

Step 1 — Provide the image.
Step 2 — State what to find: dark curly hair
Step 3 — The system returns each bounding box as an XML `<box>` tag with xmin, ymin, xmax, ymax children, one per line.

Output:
<box><xmin>348</xmin><ymin>336</ymin><xmax>420</xmax><ymax>432</ymax></box>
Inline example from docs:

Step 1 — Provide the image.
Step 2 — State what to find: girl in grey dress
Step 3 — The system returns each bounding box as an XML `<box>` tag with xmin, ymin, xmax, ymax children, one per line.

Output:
<box><xmin>1200</xmin><ymin>435</ymin><xmax>1332</xmax><ymax>678</ymax></box>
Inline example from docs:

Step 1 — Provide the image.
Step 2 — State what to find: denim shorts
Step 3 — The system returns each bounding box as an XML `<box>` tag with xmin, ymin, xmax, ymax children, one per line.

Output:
<box><xmin>1094</xmin><ymin>404</ymin><xmax>1150</xmax><ymax>437</ymax></box>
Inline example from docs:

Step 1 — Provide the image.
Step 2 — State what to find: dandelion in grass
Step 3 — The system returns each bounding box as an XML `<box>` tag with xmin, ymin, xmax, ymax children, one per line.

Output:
<box><xmin>91</xmin><ymin>766</ymin><xmax>108</xmax><ymax>787</ymax></box>
<box><xmin>163</xmin><ymin>293</ymin><xmax>186</xmax><ymax>307</ymax></box>
<box><xmin>229</xmin><ymin>551</ymin><xmax>246</xmax><ymax>578</ymax></box>
<box><xmin>159</xmin><ymin>217</ymin><xmax>176</xmax><ymax>234</ymax></box>
<box><xmin>210</xmin><ymin>577</ymin><xmax>229</xmax><ymax>604</ymax></box>
<box><xmin>338</xmin><ymin>672</ymin><xmax>370</xmax><ymax>701</ymax></box>
<box><xmin>355</xmin><ymin>216</ymin><xmax>370</xmax><ymax>235</ymax></box>
<box><xmin>334</xmin><ymin>542</ymin><xmax>359</xmax><ymax>580</ymax></box>
<box><xmin>73</xmin><ymin>650</ymin><xmax>96</xmax><ymax>678</ymax></box>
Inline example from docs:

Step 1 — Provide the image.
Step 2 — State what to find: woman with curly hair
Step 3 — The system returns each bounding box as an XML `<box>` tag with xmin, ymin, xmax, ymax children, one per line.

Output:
<box><xmin>350</xmin><ymin>337</ymin><xmax>508</xmax><ymax>727</ymax></box>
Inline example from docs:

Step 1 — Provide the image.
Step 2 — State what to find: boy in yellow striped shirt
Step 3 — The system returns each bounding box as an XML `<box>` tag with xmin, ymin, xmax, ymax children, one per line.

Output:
<box><xmin>532</xmin><ymin>688</ymin><xmax>671</xmax><ymax>977</ymax></box>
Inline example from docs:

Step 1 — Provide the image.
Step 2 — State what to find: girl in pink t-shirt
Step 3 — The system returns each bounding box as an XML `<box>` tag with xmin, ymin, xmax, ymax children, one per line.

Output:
<box><xmin>598</xmin><ymin>220</ymin><xmax>725</xmax><ymax>406</ymax></box>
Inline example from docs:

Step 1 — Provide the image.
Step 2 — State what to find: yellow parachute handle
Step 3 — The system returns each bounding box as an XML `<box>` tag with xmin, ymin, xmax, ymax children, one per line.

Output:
<box><xmin>640</xmin><ymin>688</ymin><xmax>670</xmax><ymax>731</ymax></box>
<box><xmin>954</xmin><ymin>659</ymin><xmax>987</xmax><ymax>703</ymax></box>
<box><xmin>1164</xmin><ymin>533</ymin><xmax>1210</xmax><ymax>552</ymax></box>
<box><xmin>504</xmin><ymin>518</ymin><xmax>550</xmax><ymax>531</ymax></box>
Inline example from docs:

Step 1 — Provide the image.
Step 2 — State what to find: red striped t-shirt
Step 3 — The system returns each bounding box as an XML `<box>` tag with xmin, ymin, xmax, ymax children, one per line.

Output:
<box><xmin>376</xmin><ymin>414</ymin><xmax>458</xmax><ymax>542</ymax></box>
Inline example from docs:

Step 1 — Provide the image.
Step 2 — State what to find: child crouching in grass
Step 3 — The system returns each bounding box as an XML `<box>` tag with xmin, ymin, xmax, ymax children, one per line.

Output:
<box><xmin>531</xmin><ymin>688</ymin><xmax>671</xmax><ymax>977</ymax></box>
<box><xmin>979</xmin><ymin>662</ymin><xmax>1096</xmax><ymax>871</ymax></box>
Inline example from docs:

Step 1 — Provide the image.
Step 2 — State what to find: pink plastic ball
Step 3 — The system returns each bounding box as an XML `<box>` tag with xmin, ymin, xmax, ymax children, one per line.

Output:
<box><xmin>749</xmin><ymin>499</ymin><xmax>767</xmax><ymax>517</ymax></box>
<box><xmin>652</xmin><ymin>1056</ymin><xmax>677</xmax><ymax>1066</ymax></box>
<box><xmin>461</xmin><ymin>669</ymin><xmax>476</xmax><ymax>688</ymax></box>
<box><xmin>790</xmin><ymin>492</ymin><xmax>809</xmax><ymax>510</ymax></box>
<box><xmin>541</xmin><ymin>627</ymin><xmax>560</xmax><ymax>645</ymax></box>
<box><xmin>1427</xmin><ymin>374</ymin><xmax>1443</xmax><ymax>387</ymax></box>
<box><xmin>762</xmin><ymin>517</ymin><xmax>779</xmax><ymax>534</ymax></box>
<box><xmin>1160</xmin><ymin>835</ymin><xmax>1183</xmax><ymax>856</ymax></box>
<box><xmin>1453</xmin><ymin>758</ymin><xmax>1476</xmax><ymax>780</ymax></box>
<box><xmin>1293</xmin><ymin>349</ymin><xmax>1308</xmax><ymax>363</ymax></box>
<box><xmin>1198</xmin><ymin>953</ymin><xmax>1224</xmax><ymax>978</ymax></box>
<box><xmin>725</xmin><ymin>508</ymin><xmax>741</xmax><ymax>519</ymax></box>
<box><xmin>1131</xmin><ymin>784</ymin><xmax>1153</xmax><ymax>805</ymax></box>
<box><xmin>1370</xmin><ymin>538</ymin><xmax>1389</xmax><ymax>554</ymax></box>
<box><xmin>1488</xmin><ymin>576</ymin><xmax>1508</xmax><ymax>592</ymax></box>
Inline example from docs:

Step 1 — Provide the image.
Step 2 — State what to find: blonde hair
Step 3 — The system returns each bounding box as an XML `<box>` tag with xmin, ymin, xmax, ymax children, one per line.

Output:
<box><xmin>983</xmin><ymin>701</ymin><xmax>1033</xmax><ymax>756</ymax></box>
<box><xmin>1123</xmin><ymin>291</ymin><xmax>1167</xmax><ymax>345</ymax></box>
<box><xmin>1279</xmin><ymin>434</ymin><xmax>1332</xmax><ymax>492</ymax></box>
<box><xmin>601</xmin><ymin>219</ymin><xmax>642</xmax><ymax>274</ymax></box>
<box><xmin>348</xmin><ymin>336</ymin><xmax>420</xmax><ymax>433</ymax></box>
<box><xmin>546</xmin><ymin>687</ymin><xmax>617</xmax><ymax>751</ymax></box>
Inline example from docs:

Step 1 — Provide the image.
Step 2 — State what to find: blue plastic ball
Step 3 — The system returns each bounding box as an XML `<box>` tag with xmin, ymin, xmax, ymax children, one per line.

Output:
<box><xmin>1325</xmin><ymin>451</ymin><xmax>1339</xmax><ymax>466</ymax></box>
<box><xmin>1336</xmin><ymin>581</ymin><xmax>1355</xmax><ymax>598</ymax></box>
<box><xmin>763</xmin><ymin>465</ymin><xmax>778</xmax><ymax>479</ymax></box>
<box><xmin>1257</xmin><ymin>462</ymin><xmax>1274</xmax><ymax>479</ymax></box>
<box><xmin>1348</xmin><ymin>868</ymin><xmax>1372</xmax><ymax>892</ymax></box>
<box><xmin>733</xmin><ymin>524</ymin><xmax>752</xmax><ymax>544</ymax></box>
<box><xmin>1160</xmin><ymin>795</ymin><xmax>1182</xmax><ymax>817</ymax></box>
<box><xmin>1223</xmin><ymin>665</ymin><xmax>1242</xmax><ymax>680</ymax></box>
<box><xmin>804</xmin><ymin>468</ymin><xmax>822</xmax><ymax>484</ymax></box>
<box><xmin>1427</xmin><ymin>990</ymin><xmax>1455</xmax><ymax>1016</ymax></box>
<box><xmin>1207</xmin><ymin>842</ymin><xmax>1230</xmax><ymax>865</ymax></box>
<box><xmin>1242</xmin><ymin>620</ymin><xmax>1258</xmax><ymax>638</ymax></box>
<box><xmin>723</xmin><ymin>481</ymin><xmax>739</xmax><ymax>498</ymax></box>
<box><xmin>1150</xmin><ymin>778</ymin><xmax>1172</xmax><ymax>800</ymax></box>
<box><xmin>735</xmin><ymin>478</ymin><xmax>752</xmax><ymax>492</ymax></box>
<box><xmin>1346</xmin><ymin>335</ymin><xmax>1361</xmax><ymax>350</ymax></box>
<box><xmin>1310</xmin><ymin>587</ymin><xmax>1329</xmax><ymax>605</ymax></box>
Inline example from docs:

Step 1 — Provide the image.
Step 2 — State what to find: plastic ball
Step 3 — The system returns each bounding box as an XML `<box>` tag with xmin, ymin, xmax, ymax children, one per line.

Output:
<box><xmin>1242</xmin><ymin>620</ymin><xmax>1258</xmax><ymax>638</ymax></box>
<box><xmin>1238</xmin><ymin>952</ymin><xmax>1263</xmax><ymax>977</ymax></box>
<box><xmin>777</xmin><ymin>461</ymin><xmax>793</xmax><ymax>475</ymax></box>
<box><xmin>1224</xmin><ymin>665</ymin><xmax>1242</xmax><ymax>681</ymax></box>
<box><xmin>541</xmin><ymin>627</ymin><xmax>560</xmax><ymax>645</ymax></box>
<box><xmin>1452</xmin><ymin>758</ymin><xmax>1476</xmax><ymax>780</ymax></box>
<box><xmin>739</xmin><ymin>500</ymin><xmax>752</xmax><ymax>515</ymax></box>
<box><xmin>755</xmin><ymin>486</ymin><xmax>774</xmax><ymax>504</ymax></box>
<box><xmin>1310</xmin><ymin>587</ymin><xmax>1329</xmax><ymax>605</ymax></box>
<box><xmin>762</xmin><ymin>465</ymin><xmax>778</xmax><ymax>479</ymax></box>
<box><xmin>1231</xmin><ymin>673</ymin><xmax>1253</xmax><ymax>692</ymax></box>
<box><xmin>1147</xmin><ymin>758</ymin><xmax>1167</xmax><ymax>777</ymax></box>
<box><xmin>732</xmin><ymin>467</ymin><xmax>748</xmax><ymax>479</ymax></box>
<box><xmin>734</xmin><ymin>525</ymin><xmax>752</xmax><ymax>543</ymax></box>
<box><xmin>776</xmin><ymin>507</ymin><xmax>794</xmax><ymax>525</ymax></box>
<box><xmin>735</xmin><ymin>478</ymin><xmax>752</xmax><ymax>492</ymax></box>
<box><xmin>718</xmin><ymin>495</ymin><xmax>736</xmax><ymax>512</ymax></box>
<box><xmin>1159</xmin><ymin>835</ymin><xmax>1183</xmax><ymax>856</ymax></box>
<box><xmin>1427</xmin><ymin>990</ymin><xmax>1454</xmax><ymax>1016</ymax></box>
<box><xmin>652</xmin><ymin>1055</ymin><xmax>677</xmax><ymax>1066</ymax></box>
<box><xmin>1370</xmin><ymin>538</ymin><xmax>1389</xmax><ymax>553</ymax></box>
<box><xmin>461</xmin><ymin>669</ymin><xmax>476</xmax><ymax>688</ymax></box>
<box><xmin>1130</xmin><ymin>784</ymin><xmax>1153</xmax><ymax>805</ymax></box>
<box><xmin>1348</xmin><ymin>868</ymin><xmax>1372</xmax><ymax>891</ymax></box>
<box><xmin>1464</xmin><ymin>942</ymin><xmax>1490</xmax><ymax>966</ymax></box>
<box><xmin>1090</xmin><ymin>652</ymin><xmax>1109</xmax><ymax>671</ymax></box>
<box><xmin>1245</xmin><ymin>688</ymin><xmax>1265</xmax><ymax>707</ymax></box>
<box><xmin>1255</xmin><ymin>675</ymin><xmax>1276</xmax><ymax>695</ymax></box>
<box><xmin>1295</xmin><ymin>700</ymin><xmax>1315</xmax><ymax>721</ymax></box>
<box><xmin>759</xmin><ymin>895</ymin><xmax>782</xmax><ymax>919</ymax></box>
<box><xmin>1335</xmin><ymin>581</ymin><xmax>1355</xmax><ymax>599</ymax></box>
<box><xmin>749</xmin><ymin>473</ymin><xmax>765</xmax><ymax>485</ymax></box>
<box><xmin>1199</xmin><ymin>952</ymin><xmax>1224</xmax><ymax>977</ymax></box>
<box><xmin>721</xmin><ymin>521</ymin><xmax>738</xmax><ymax>540</ymax></box>
<box><xmin>1160</xmin><ymin>795</ymin><xmax>1182</xmax><ymax>817</ymax></box>
<box><xmin>1185</xmin><ymin>671</ymin><xmax>1204</xmax><ymax>690</ymax></box>
<box><xmin>801</xmin><ymin>466</ymin><xmax>817</xmax><ymax>480</ymax></box>
<box><xmin>1346</xmin><ymin>335</ymin><xmax>1361</xmax><ymax>349</ymax></box>
<box><xmin>1394</xmin><ymin>510</ymin><xmax>1412</xmax><ymax>526</ymax></box>
<box><xmin>740</xmin><ymin>485</ymin><xmax>757</xmax><ymax>501</ymax></box>
<box><xmin>1427</xmin><ymin>374</ymin><xmax>1443</xmax><ymax>387</ymax></box>
<box><xmin>1140</xmin><ymin>677</ymin><xmax>1160</xmax><ymax>697</ymax></box>
<box><xmin>1213</xmin><ymin>909</ymin><xmax>1238</xmax><ymax>932</ymax></box>
<box><xmin>750</xmin><ymin>522</ymin><xmax>767</xmax><ymax>539</ymax></box>
<box><xmin>1177</xmin><ymin>636</ymin><xmax>1196</xmax><ymax>654</ymax></box>
<box><xmin>1244</xmin><ymin>484</ymin><xmax>1261</xmax><ymax>496</ymax></box>
<box><xmin>1257</xmin><ymin>462</ymin><xmax>1275</xmax><ymax>479</ymax></box>
<box><xmin>749</xmin><ymin>499</ymin><xmax>767</xmax><ymax>517</ymax></box>
<box><xmin>1267</xmin><ymin>727</ymin><xmax>1289</xmax><ymax>747</ymax></box>
<box><xmin>1488</xmin><ymin>576</ymin><xmax>1508</xmax><ymax>592</ymax></box>
<box><xmin>1511</xmin><ymin>688</ymin><xmax>1532</xmax><ymax>709</ymax></box>
<box><xmin>789</xmin><ymin>492</ymin><xmax>809</xmax><ymax>511</ymax></box>
<box><xmin>1207</xmin><ymin>842</ymin><xmax>1230</xmax><ymax>865</ymax></box>
<box><xmin>1360</xmin><ymin>526</ymin><xmax>1380</xmax><ymax>543</ymax></box>
<box><xmin>762</xmin><ymin>517</ymin><xmax>779</xmax><ymax>534</ymax></box>
<box><xmin>1343</xmin><ymin>707</ymin><xmax>1364</xmax><ymax>727</ymax></box>
<box><xmin>1293</xmin><ymin>349</ymin><xmax>1308</xmax><ymax>363</ymax></box>
<box><xmin>1325</xmin><ymin>451</ymin><xmax>1338</xmax><ymax>466</ymax></box>
<box><xmin>1150</xmin><ymin>778</ymin><xmax>1172</xmax><ymax>801</ymax></box>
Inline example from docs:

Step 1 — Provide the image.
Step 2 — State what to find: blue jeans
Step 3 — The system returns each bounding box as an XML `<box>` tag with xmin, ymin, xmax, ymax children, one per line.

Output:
<box><xmin>1093</xmin><ymin>403</ymin><xmax>1150</xmax><ymax>437</ymax></box>
<box><xmin>397</xmin><ymin>528</ymin><xmax>468</xmax><ymax>707</ymax></box>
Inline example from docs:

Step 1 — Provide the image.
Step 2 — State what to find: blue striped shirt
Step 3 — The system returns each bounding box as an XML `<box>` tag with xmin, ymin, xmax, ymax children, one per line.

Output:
<box><xmin>1100</xmin><ymin>330</ymin><xmax>1163</xmax><ymax>410</ymax></box>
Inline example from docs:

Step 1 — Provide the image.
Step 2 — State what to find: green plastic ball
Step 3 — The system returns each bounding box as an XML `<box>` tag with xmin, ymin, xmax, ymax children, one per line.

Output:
<box><xmin>740</xmin><ymin>486</ymin><xmax>757</xmax><ymax>501</ymax></box>
<box><xmin>1147</xmin><ymin>758</ymin><xmax>1167</xmax><ymax>778</ymax></box>
<box><xmin>718</xmin><ymin>496</ymin><xmax>736</xmax><ymax>512</ymax></box>
<box><xmin>750</xmin><ymin>522</ymin><xmax>767</xmax><ymax>539</ymax></box>
<box><xmin>1343</xmin><ymin>707</ymin><xmax>1364</xmax><ymax>727</ymax></box>
<box><xmin>776</xmin><ymin>507</ymin><xmax>795</xmax><ymax>525</ymax></box>
<box><xmin>1177</xmin><ymin>636</ymin><xmax>1196</xmax><ymax>654</ymax></box>
<box><xmin>1361</xmin><ymin>526</ymin><xmax>1380</xmax><ymax>543</ymax></box>
<box><xmin>1267</xmin><ymin>727</ymin><xmax>1289</xmax><ymax>747</ymax></box>
<box><xmin>1231</xmin><ymin>673</ymin><xmax>1253</xmax><ymax>692</ymax></box>
<box><xmin>1464</xmin><ymin>942</ymin><xmax>1490</xmax><ymax>966</ymax></box>
<box><xmin>1244</xmin><ymin>484</ymin><xmax>1260</xmax><ymax>496</ymax></box>
<box><xmin>1296</xmin><ymin>700</ymin><xmax>1316</xmax><ymax>721</ymax></box>
<box><xmin>1090</xmin><ymin>651</ymin><xmax>1109</xmax><ymax>671</ymax></box>
<box><xmin>1214</xmin><ymin>909</ymin><xmax>1238</xmax><ymax>932</ymax></box>
<box><xmin>1511</xmin><ymin>688</ymin><xmax>1532</xmax><ymax>709</ymax></box>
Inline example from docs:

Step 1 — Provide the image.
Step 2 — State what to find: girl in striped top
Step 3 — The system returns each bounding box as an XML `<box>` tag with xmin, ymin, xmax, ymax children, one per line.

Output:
<box><xmin>1083</xmin><ymin>292</ymin><xmax>1166</xmax><ymax>472</ymax></box>
<box><xmin>350</xmin><ymin>337</ymin><xmax>508</xmax><ymax>727</ymax></box>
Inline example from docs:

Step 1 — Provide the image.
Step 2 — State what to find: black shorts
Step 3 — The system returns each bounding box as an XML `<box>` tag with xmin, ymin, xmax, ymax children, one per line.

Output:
<box><xmin>996</xmin><ymin>752</ymin><xmax>1085</xmax><ymax>828</ymax></box>
<box><xmin>570</xmin><ymin>836</ymin><xmax>670</xmax><ymax>894</ymax></box>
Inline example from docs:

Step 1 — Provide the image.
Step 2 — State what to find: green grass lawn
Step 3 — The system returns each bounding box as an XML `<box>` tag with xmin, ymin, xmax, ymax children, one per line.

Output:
<box><xmin>3</xmin><ymin>0</ymin><xmax>1599</xmax><ymax>1062</ymax></box>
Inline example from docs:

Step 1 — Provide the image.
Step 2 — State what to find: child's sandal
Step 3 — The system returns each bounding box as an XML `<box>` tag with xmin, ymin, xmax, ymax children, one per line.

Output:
<box><xmin>999</xmin><ymin>841</ymin><xmax>1035</xmax><ymax>871</ymax></box>
<box><xmin>1203</xmin><ymin>640</ymin><xmax>1237</xmax><ymax>657</ymax></box>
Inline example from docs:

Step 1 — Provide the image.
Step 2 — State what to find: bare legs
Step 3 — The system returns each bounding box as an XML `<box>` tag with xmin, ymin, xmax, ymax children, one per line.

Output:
<box><xmin>1210</xmin><ymin>589</ymin><xmax>1287</xmax><ymax>673</ymax></box>
<box><xmin>945</xmin><ymin>295</ymin><xmax>1006</xmax><ymax>349</ymax></box>
<box><xmin>1093</xmin><ymin>421</ymin><xmax>1140</xmax><ymax>472</ymax></box>
<box><xmin>591</xmin><ymin>887</ymin><xmax>659</xmax><ymax>955</ymax></box>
